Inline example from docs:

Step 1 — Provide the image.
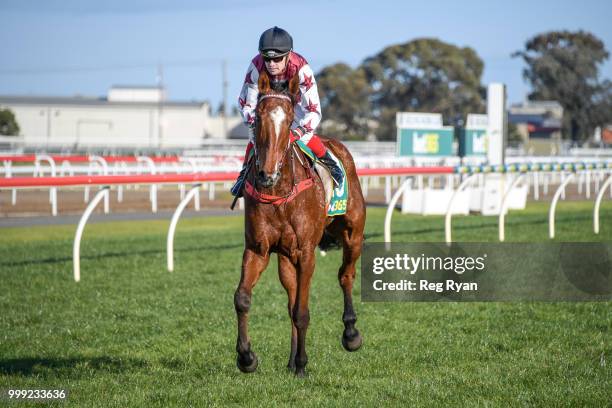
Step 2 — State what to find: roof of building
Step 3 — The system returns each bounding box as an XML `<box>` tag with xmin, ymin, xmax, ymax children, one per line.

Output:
<box><xmin>510</xmin><ymin>100</ymin><xmax>562</xmax><ymax>109</ymax></box>
<box><xmin>0</xmin><ymin>95</ymin><xmax>208</xmax><ymax>108</ymax></box>
<box><xmin>509</xmin><ymin>113</ymin><xmax>562</xmax><ymax>129</ymax></box>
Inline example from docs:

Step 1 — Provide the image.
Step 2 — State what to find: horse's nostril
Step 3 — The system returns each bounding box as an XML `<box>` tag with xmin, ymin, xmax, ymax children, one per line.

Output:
<box><xmin>258</xmin><ymin>170</ymin><xmax>266</xmax><ymax>179</ymax></box>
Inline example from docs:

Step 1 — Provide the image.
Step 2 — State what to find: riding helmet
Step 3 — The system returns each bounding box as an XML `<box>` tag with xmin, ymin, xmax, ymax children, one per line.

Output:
<box><xmin>258</xmin><ymin>26</ymin><xmax>293</xmax><ymax>58</ymax></box>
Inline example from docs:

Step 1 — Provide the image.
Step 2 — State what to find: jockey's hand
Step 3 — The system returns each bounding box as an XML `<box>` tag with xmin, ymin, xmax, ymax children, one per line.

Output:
<box><xmin>290</xmin><ymin>126</ymin><xmax>307</xmax><ymax>142</ymax></box>
<box><xmin>248</xmin><ymin>120</ymin><xmax>257</xmax><ymax>139</ymax></box>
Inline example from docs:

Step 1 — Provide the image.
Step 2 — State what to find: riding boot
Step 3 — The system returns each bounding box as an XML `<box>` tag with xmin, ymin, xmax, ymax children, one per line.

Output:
<box><xmin>231</xmin><ymin>164</ymin><xmax>248</xmax><ymax>197</ymax></box>
<box><xmin>231</xmin><ymin>141</ymin><xmax>254</xmax><ymax>197</ymax></box>
<box><xmin>317</xmin><ymin>151</ymin><xmax>344</xmax><ymax>187</ymax></box>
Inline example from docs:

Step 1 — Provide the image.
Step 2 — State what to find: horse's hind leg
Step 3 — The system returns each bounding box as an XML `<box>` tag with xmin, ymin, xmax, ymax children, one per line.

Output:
<box><xmin>234</xmin><ymin>248</ymin><xmax>270</xmax><ymax>373</ymax></box>
<box><xmin>278</xmin><ymin>254</ymin><xmax>298</xmax><ymax>371</ymax></box>
<box><xmin>337</xmin><ymin>224</ymin><xmax>364</xmax><ymax>351</ymax></box>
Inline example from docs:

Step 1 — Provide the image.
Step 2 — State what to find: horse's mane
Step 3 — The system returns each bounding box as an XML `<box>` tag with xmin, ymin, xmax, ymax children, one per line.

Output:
<box><xmin>270</xmin><ymin>78</ymin><xmax>288</xmax><ymax>93</ymax></box>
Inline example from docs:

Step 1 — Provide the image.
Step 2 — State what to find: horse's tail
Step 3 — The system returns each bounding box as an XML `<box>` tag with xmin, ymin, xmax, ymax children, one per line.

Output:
<box><xmin>318</xmin><ymin>230</ymin><xmax>342</xmax><ymax>252</ymax></box>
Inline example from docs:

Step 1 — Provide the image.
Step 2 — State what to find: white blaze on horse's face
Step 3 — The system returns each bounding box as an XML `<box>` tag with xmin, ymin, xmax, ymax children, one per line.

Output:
<box><xmin>256</xmin><ymin>104</ymin><xmax>286</xmax><ymax>187</ymax></box>
<box><xmin>269</xmin><ymin>106</ymin><xmax>286</xmax><ymax>143</ymax></box>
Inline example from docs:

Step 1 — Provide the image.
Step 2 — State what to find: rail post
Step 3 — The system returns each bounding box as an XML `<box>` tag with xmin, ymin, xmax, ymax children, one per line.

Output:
<box><xmin>549</xmin><ymin>172</ymin><xmax>575</xmax><ymax>239</ymax></box>
<box><xmin>137</xmin><ymin>157</ymin><xmax>157</xmax><ymax>213</ymax></box>
<box><xmin>90</xmin><ymin>156</ymin><xmax>109</xmax><ymax>213</ymax></box>
<box><xmin>594</xmin><ymin>173</ymin><xmax>612</xmax><ymax>234</ymax></box>
<box><xmin>498</xmin><ymin>173</ymin><xmax>525</xmax><ymax>242</ymax></box>
<box><xmin>445</xmin><ymin>173</ymin><xmax>478</xmax><ymax>244</ymax></box>
<box><xmin>36</xmin><ymin>154</ymin><xmax>57</xmax><ymax>216</ymax></box>
<box><xmin>384</xmin><ymin>178</ymin><xmax>413</xmax><ymax>248</ymax></box>
<box><xmin>73</xmin><ymin>187</ymin><xmax>110</xmax><ymax>282</ymax></box>
<box><xmin>167</xmin><ymin>184</ymin><xmax>201</xmax><ymax>272</ymax></box>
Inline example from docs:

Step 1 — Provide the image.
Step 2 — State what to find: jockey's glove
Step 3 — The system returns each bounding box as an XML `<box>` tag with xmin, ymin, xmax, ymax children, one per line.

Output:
<box><xmin>248</xmin><ymin>121</ymin><xmax>257</xmax><ymax>139</ymax></box>
<box><xmin>290</xmin><ymin>126</ymin><xmax>307</xmax><ymax>141</ymax></box>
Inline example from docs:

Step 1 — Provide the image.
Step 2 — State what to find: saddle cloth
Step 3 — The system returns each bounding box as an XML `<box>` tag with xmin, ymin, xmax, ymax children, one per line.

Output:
<box><xmin>294</xmin><ymin>140</ymin><xmax>348</xmax><ymax>217</ymax></box>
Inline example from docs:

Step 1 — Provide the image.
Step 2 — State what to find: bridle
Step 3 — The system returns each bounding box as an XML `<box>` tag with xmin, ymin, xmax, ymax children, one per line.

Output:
<box><xmin>244</xmin><ymin>92</ymin><xmax>315</xmax><ymax>206</ymax></box>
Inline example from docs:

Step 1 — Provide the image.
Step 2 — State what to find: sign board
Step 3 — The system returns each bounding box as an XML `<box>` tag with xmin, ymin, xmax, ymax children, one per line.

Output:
<box><xmin>396</xmin><ymin>112</ymin><xmax>453</xmax><ymax>157</ymax></box>
<box><xmin>396</xmin><ymin>112</ymin><xmax>443</xmax><ymax>129</ymax></box>
<box><xmin>459</xmin><ymin>114</ymin><xmax>488</xmax><ymax>156</ymax></box>
<box><xmin>397</xmin><ymin>128</ymin><xmax>454</xmax><ymax>156</ymax></box>
<box><xmin>466</xmin><ymin>113</ymin><xmax>488</xmax><ymax>129</ymax></box>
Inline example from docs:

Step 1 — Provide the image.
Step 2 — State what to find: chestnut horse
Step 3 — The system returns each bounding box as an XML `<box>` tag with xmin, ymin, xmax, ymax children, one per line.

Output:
<box><xmin>234</xmin><ymin>71</ymin><xmax>366</xmax><ymax>376</ymax></box>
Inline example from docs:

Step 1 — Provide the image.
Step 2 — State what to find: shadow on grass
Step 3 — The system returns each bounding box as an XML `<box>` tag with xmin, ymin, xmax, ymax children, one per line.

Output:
<box><xmin>0</xmin><ymin>356</ymin><xmax>148</xmax><ymax>376</ymax></box>
<box><xmin>0</xmin><ymin>356</ymin><xmax>235</xmax><ymax>378</ymax></box>
<box><xmin>0</xmin><ymin>242</ymin><xmax>243</xmax><ymax>268</ymax></box>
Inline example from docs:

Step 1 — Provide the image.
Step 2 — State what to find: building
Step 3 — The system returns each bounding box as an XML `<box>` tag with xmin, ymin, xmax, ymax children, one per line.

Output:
<box><xmin>508</xmin><ymin>100</ymin><xmax>563</xmax><ymax>154</ymax></box>
<box><xmin>0</xmin><ymin>85</ymin><xmax>248</xmax><ymax>152</ymax></box>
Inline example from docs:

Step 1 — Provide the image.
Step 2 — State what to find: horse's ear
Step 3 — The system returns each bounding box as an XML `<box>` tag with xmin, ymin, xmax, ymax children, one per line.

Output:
<box><xmin>258</xmin><ymin>70</ymin><xmax>271</xmax><ymax>93</ymax></box>
<box><xmin>288</xmin><ymin>74</ymin><xmax>300</xmax><ymax>102</ymax></box>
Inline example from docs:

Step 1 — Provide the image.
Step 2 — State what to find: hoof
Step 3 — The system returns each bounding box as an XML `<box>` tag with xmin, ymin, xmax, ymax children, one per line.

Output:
<box><xmin>287</xmin><ymin>361</ymin><xmax>296</xmax><ymax>373</ymax></box>
<box><xmin>342</xmin><ymin>330</ymin><xmax>363</xmax><ymax>352</ymax></box>
<box><xmin>294</xmin><ymin>367</ymin><xmax>307</xmax><ymax>378</ymax></box>
<box><xmin>237</xmin><ymin>351</ymin><xmax>258</xmax><ymax>373</ymax></box>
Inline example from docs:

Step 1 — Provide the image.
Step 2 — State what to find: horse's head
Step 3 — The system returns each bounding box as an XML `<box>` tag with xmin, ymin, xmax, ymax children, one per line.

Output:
<box><xmin>253</xmin><ymin>71</ymin><xmax>300</xmax><ymax>188</ymax></box>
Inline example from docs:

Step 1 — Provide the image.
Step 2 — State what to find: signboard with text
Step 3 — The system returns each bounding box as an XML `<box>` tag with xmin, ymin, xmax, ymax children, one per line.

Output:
<box><xmin>396</xmin><ymin>112</ymin><xmax>453</xmax><ymax>157</ymax></box>
<box><xmin>459</xmin><ymin>114</ymin><xmax>488</xmax><ymax>156</ymax></box>
<box><xmin>397</xmin><ymin>128</ymin><xmax>454</xmax><ymax>156</ymax></box>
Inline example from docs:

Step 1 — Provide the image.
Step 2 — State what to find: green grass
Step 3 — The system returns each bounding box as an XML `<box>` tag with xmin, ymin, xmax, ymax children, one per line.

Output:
<box><xmin>1</xmin><ymin>201</ymin><xmax>611</xmax><ymax>407</ymax></box>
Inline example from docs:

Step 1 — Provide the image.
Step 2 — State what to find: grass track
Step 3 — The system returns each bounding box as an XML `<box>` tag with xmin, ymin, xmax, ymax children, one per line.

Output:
<box><xmin>1</xmin><ymin>201</ymin><xmax>610</xmax><ymax>406</ymax></box>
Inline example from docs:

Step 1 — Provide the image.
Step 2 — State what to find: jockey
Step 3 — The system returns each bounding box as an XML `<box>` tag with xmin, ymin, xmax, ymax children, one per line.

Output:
<box><xmin>231</xmin><ymin>26</ymin><xmax>344</xmax><ymax>197</ymax></box>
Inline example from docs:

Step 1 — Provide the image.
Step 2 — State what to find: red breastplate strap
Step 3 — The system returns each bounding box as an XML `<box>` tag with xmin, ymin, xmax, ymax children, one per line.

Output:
<box><xmin>245</xmin><ymin>178</ymin><xmax>314</xmax><ymax>205</ymax></box>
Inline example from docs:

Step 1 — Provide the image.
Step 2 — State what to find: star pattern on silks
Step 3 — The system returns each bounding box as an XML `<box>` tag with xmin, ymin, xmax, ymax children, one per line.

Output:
<box><xmin>306</xmin><ymin>98</ymin><xmax>319</xmax><ymax>113</ymax></box>
<box><xmin>239</xmin><ymin>97</ymin><xmax>250</xmax><ymax>109</ymax></box>
<box><xmin>246</xmin><ymin>113</ymin><xmax>255</xmax><ymax>124</ymax></box>
<box><xmin>303</xmin><ymin>119</ymin><xmax>313</xmax><ymax>133</ymax></box>
<box><xmin>244</xmin><ymin>70</ymin><xmax>254</xmax><ymax>85</ymax></box>
<box><xmin>301</xmin><ymin>74</ymin><xmax>313</xmax><ymax>91</ymax></box>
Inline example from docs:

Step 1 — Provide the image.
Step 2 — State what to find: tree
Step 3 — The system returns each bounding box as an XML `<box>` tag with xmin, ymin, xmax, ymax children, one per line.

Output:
<box><xmin>0</xmin><ymin>109</ymin><xmax>20</xmax><ymax>136</ymax></box>
<box><xmin>361</xmin><ymin>38</ymin><xmax>485</xmax><ymax>140</ymax></box>
<box><xmin>513</xmin><ymin>30</ymin><xmax>612</xmax><ymax>141</ymax></box>
<box><xmin>316</xmin><ymin>63</ymin><xmax>372</xmax><ymax>140</ymax></box>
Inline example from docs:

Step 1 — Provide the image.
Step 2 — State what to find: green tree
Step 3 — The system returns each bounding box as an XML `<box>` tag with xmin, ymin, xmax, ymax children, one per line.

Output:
<box><xmin>361</xmin><ymin>38</ymin><xmax>485</xmax><ymax>140</ymax></box>
<box><xmin>513</xmin><ymin>30</ymin><xmax>612</xmax><ymax>141</ymax></box>
<box><xmin>316</xmin><ymin>63</ymin><xmax>372</xmax><ymax>140</ymax></box>
<box><xmin>0</xmin><ymin>109</ymin><xmax>20</xmax><ymax>136</ymax></box>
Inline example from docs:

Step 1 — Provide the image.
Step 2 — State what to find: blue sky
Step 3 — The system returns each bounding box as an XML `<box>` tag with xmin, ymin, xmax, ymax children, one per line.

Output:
<box><xmin>1</xmin><ymin>0</ymin><xmax>610</xmax><ymax>111</ymax></box>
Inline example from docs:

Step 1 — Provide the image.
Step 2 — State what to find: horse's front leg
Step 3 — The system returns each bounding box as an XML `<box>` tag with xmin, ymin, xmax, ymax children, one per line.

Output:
<box><xmin>235</xmin><ymin>248</ymin><xmax>270</xmax><ymax>373</ymax></box>
<box><xmin>293</xmin><ymin>246</ymin><xmax>316</xmax><ymax>377</ymax></box>
<box><xmin>278</xmin><ymin>254</ymin><xmax>298</xmax><ymax>371</ymax></box>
